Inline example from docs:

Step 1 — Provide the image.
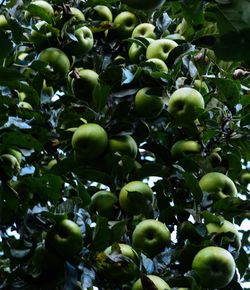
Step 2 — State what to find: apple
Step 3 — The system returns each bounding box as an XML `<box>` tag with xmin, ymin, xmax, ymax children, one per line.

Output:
<box><xmin>146</xmin><ymin>39</ymin><xmax>178</xmax><ymax>61</ymax></box>
<box><xmin>25</xmin><ymin>0</ymin><xmax>54</xmax><ymax>22</ymax></box>
<box><xmin>128</xmin><ymin>38</ymin><xmax>153</xmax><ymax>63</ymax></box>
<box><xmin>193</xmin><ymin>79</ymin><xmax>209</xmax><ymax>95</ymax></box>
<box><xmin>0</xmin><ymin>15</ymin><xmax>9</xmax><ymax>30</ymax></box>
<box><xmin>134</xmin><ymin>87</ymin><xmax>165</xmax><ymax>119</ymax></box>
<box><xmin>3</xmin><ymin>148</ymin><xmax>22</xmax><ymax>165</ymax></box>
<box><xmin>71</xmin><ymin>68</ymin><xmax>99</xmax><ymax>101</ymax></box>
<box><xmin>168</xmin><ymin>87</ymin><xmax>205</xmax><ymax>122</ymax></box>
<box><xmin>132</xmin><ymin>275</ymin><xmax>171</xmax><ymax>290</ymax></box>
<box><xmin>89</xmin><ymin>190</ymin><xmax>118</xmax><ymax>219</ymax></box>
<box><xmin>64</xmin><ymin>26</ymin><xmax>94</xmax><ymax>56</ymax></box>
<box><xmin>45</xmin><ymin>219</ymin><xmax>83</xmax><ymax>259</ymax></box>
<box><xmin>108</xmin><ymin>135</ymin><xmax>138</xmax><ymax>159</ymax></box>
<box><xmin>72</xmin><ymin>123</ymin><xmax>108</xmax><ymax>160</ymax></box>
<box><xmin>199</xmin><ymin>172</ymin><xmax>237</xmax><ymax>200</ymax></box>
<box><xmin>119</xmin><ymin>181</ymin><xmax>154</xmax><ymax>215</ymax></box>
<box><xmin>18</xmin><ymin>101</ymin><xmax>33</xmax><ymax>110</ymax></box>
<box><xmin>30</xmin><ymin>20</ymin><xmax>55</xmax><ymax>50</ymax></box>
<box><xmin>170</xmin><ymin>140</ymin><xmax>201</xmax><ymax>160</ymax></box>
<box><xmin>92</xmin><ymin>5</ymin><xmax>113</xmax><ymax>22</ymax></box>
<box><xmin>69</xmin><ymin>7</ymin><xmax>85</xmax><ymax>22</ymax></box>
<box><xmin>0</xmin><ymin>154</ymin><xmax>20</xmax><ymax>181</ymax></box>
<box><xmin>101</xmin><ymin>243</ymin><xmax>140</xmax><ymax>284</ymax></box>
<box><xmin>132</xmin><ymin>219</ymin><xmax>171</xmax><ymax>257</ymax></box>
<box><xmin>113</xmin><ymin>11</ymin><xmax>138</xmax><ymax>39</ymax></box>
<box><xmin>206</xmin><ymin>219</ymin><xmax>241</xmax><ymax>251</ymax></box>
<box><xmin>145</xmin><ymin>58</ymin><xmax>168</xmax><ymax>72</ymax></box>
<box><xmin>192</xmin><ymin>246</ymin><xmax>236</xmax><ymax>289</ymax></box>
<box><xmin>240</xmin><ymin>172</ymin><xmax>250</xmax><ymax>185</ymax></box>
<box><xmin>38</xmin><ymin>47</ymin><xmax>71</xmax><ymax>77</ymax></box>
<box><xmin>121</xmin><ymin>0</ymin><xmax>165</xmax><ymax>10</ymax></box>
<box><xmin>132</xmin><ymin>23</ymin><xmax>157</xmax><ymax>39</ymax></box>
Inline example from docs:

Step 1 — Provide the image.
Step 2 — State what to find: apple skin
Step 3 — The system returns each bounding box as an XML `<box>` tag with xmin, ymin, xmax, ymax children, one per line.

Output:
<box><xmin>121</xmin><ymin>0</ymin><xmax>165</xmax><ymax>10</ymax></box>
<box><xmin>102</xmin><ymin>243</ymin><xmax>140</xmax><ymax>284</ymax></box>
<box><xmin>0</xmin><ymin>15</ymin><xmax>9</xmax><ymax>30</ymax></box>
<box><xmin>38</xmin><ymin>47</ymin><xmax>71</xmax><ymax>77</ymax></box>
<box><xmin>192</xmin><ymin>246</ymin><xmax>236</xmax><ymax>289</ymax></box>
<box><xmin>240</xmin><ymin>172</ymin><xmax>250</xmax><ymax>185</ymax></box>
<box><xmin>119</xmin><ymin>181</ymin><xmax>154</xmax><ymax>216</ymax></box>
<box><xmin>3</xmin><ymin>148</ymin><xmax>22</xmax><ymax>165</ymax></box>
<box><xmin>0</xmin><ymin>154</ymin><xmax>20</xmax><ymax>181</ymax></box>
<box><xmin>64</xmin><ymin>26</ymin><xmax>94</xmax><ymax>56</ymax></box>
<box><xmin>146</xmin><ymin>39</ymin><xmax>178</xmax><ymax>61</ymax></box>
<box><xmin>199</xmin><ymin>172</ymin><xmax>237</xmax><ymax>200</ymax></box>
<box><xmin>128</xmin><ymin>38</ymin><xmax>153</xmax><ymax>63</ymax></box>
<box><xmin>171</xmin><ymin>140</ymin><xmax>201</xmax><ymax>160</ymax></box>
<box><xmin>69</xmin><ymin>7</ymin><xmax>85</xmax><ymax>22</ymax></box>
<box><xmin>92</xmin><ymin>5</ymin><xmax>113</xmax><ymax>22</ymax></box>
<box><xmin>113</xmin><ymin>11</ymin><xmax>138</xmax><ymax>39</ymax></box>
<box><xmin>71</xmin><ymin>68</ymin><xmax>99</xmax><ymax>101</ymax></box>
<box><xmin>89</xmin><ymin>190</ymin><xmax>118</xmax><ymax>219</ymax></box>
<box><xmin>145</xmin><ymin>58</ymin><xmax>168</xmax><ymax>72</ymax></box>
<box><xmin>193</xmin><ymin>79</ymin><xmax>209</xmax><ymax>95</ymax></box>
<box><xmin>132</xmin><ymin>219</ymin><xmax>171</xmax><ymax>257</ymax></box>
<box><xmin>72</xmin><ymin>123</ymin><xmax>108</xmax><ymax>160</ymax></box>
<box><xmin>45</xmin><ymin>219</ymin><xmax>83</xmax><ymax>259</ymax></box>
<box><xmin>108</xmin><ymin>135</ymin><xmax>138</xmax><ymax>159</ymax></box>
<box><xmin>132</xmin><ymin>275</ymin><xmax>171</xmax><ymax>290</ymax></box>
<box><xmin>168</xmin><ymin>87</ymin><xmax>205</xmax><ymax>122</ymax></box>
<box><xmin>206</xmin><ymin>220</ymin><xmax>241</xmax><ymax>251</ymax></box>
<box><xmin>132</xmin><ymin>23</ymin><xmax>157</xmax><ymax>39</ymax></box>
<box><xmin>25</xmin><ymin>0</ymin><xmax>54</xmax><ymax>22</ymax></box>
<box><xmin>134</xmin><ymin>87</ymin><xmax>165</xmax><ymax>119</ymax></box>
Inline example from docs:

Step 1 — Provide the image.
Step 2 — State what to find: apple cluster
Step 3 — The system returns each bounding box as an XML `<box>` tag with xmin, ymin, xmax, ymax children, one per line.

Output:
<box><xmin>0</xmin><ymin>0</ymin><xmax>247</xmax><ymax>290</ymax></box>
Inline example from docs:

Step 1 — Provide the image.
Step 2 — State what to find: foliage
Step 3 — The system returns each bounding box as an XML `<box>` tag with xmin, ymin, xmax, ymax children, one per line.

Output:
<box><xmin>0</xmin><ymin>0</ymin><xmax>249</xmax><ymax>289</ymax></box>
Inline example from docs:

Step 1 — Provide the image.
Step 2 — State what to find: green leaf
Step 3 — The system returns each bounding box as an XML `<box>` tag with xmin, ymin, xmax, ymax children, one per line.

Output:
<box><xmin>77</xmin><ymin>183</ymin><xmax>91</xmax><ymax>207</ymax></box>
<box><xmin>0</xmin><ymin>32</ymin><xmax>13</xmax><ymax>59</ymax></box>
<box><xmin>236</xmin><ymin>247</ymin><xmax>249</xmax><ymax>278</ymax></box>
<box><xmin>91</xmin><ymin>216</ymin><xmax>111</xmax><ymax>251</ymax></box>
<box><xmin>92</xmin><ymin>83</ymin><xmax>111</xmax><ymax>112</ymax></box>
<box><xmin>202</xmin><ymin>211</ymin><xmax>224</xmax><ymax>225</ymax></box>
<box><xmin>182</xmin><ymin>172</ymin><xmax>203</xmax><ymax>203</ymax></box>
<box><xmin>181</xmin><ymin>0</ymin><xmax>205</xmax><ymax>27</ymax></box>
<box><xmin>110</xmin><ymin>220</ymin><xmax>127</xmax><ymax>243</ymax></box>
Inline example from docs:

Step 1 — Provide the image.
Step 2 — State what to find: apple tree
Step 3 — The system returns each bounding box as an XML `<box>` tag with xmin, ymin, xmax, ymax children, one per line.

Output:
<box><xmin>0</xmin><ymin>0</ymin><xmax>250</xmax><ymax>289</ymax></box>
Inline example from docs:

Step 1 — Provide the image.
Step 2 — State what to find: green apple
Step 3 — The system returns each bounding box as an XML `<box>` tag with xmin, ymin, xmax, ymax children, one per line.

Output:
<box><xmin>240</xmin><ymin>172</ymin><xmax>250</xmax><ymax>185</ymax></box>
<box><xmin>113</xmin><ymin>11</ymin><xmax>138</xmax><ymax>39</ymax></box>
<box><xmin>70</xmin><ymin>7</ymin><xmax>85</xmax><ymax>22</ymax></box>
<box><xmin>119</xmin><ymin>181</ymin><xmax>154</xmax><ymax>215</ymax></box>
<box><xmin>0</xmin><ymin>15</ymin><xmax>9</xmax><ymax>30</ymax></box>
<box><xmin>45</xmin><ymin>219</ymin><xmax>83</xmax><ymax>259</ymax></box>
<box><xmin>72</xmin><ymin>123</ymin><xmax>108</xmax><ymax>160</ymax></box>
<box><xmin>121</xmin><ymin>0</ymin><xmax>165</xmax><ymax>10</ymax></box>
<box><xmin>199</xmin><ymin>172</ymin><xmax>237</xmax><ymax>200</ymax></box>
<box><xmin>132</xmin><ymin>275</ymin><xmax>171</xmax><ymax>290</ymax></box>
<box><xmin>128</xmin><ymin>38</ymin><xmax>153</xmax><ymax>63</ymax></box>
<box><xmin>26</xmin><ymin>0</ymin><xmax>54</xmax><ymax>22</ymax></box>
<box><xmin>38</xmin><ymin>47</ymin><xmax>71</xmax><ymax>76</ymax></box>
<box><xmin>64</xmin><ymin>26</ymin><xmax>94</xmax><ymax>56</ymax></box>
<box><xmin>132</xmin><ymin>219</ymin><xmax>171</xmax><ymax>257</ymax></box>
<box><xmin>3</xmin><ymin>148</ymin><xmax>22</xmax><ymax>165</ymax></box>
<box><xmin>193</xmin><ymin>79</ymin><xmax>209</xmax><ymax>95</ymax></box>
<box><xmin>108</xmin><ymin>135</ymin><xmax>138</xmax><ymax>159</ymax></box>
<box><xmin>18</xmin><ymin>101</ymin><xmax>33</xmax><ymax>110</ymax></box>
<box><xmin>71</xmin><ymin>68</ymin><xmax>99</xmax><ymax>101</ymax></box>
<box><xmin>171</xmin><ymin>140</ymin><xmax>201</xmax><ymax>160</ymax></box>
<box><xmin>206</xmin><ymin>220</ymin><xmax>241</xmax><ymax>251</ymax></box>
<box><xmin>92</xmin><ymin>5</ymin><xmax>113</xmax><ymax>22</ymax></box>
<box><xmin>101</xmin><ymin>243</ymin><xmax>140</xmax><ymax>284</ymax></box>
<box><xmin>146</xmin><ymin>39</ymin><xmax>178</xmax><ymax>61</ymax></box>
<box><xmin>145</xmin><ymin>58</ymin><xmax>168</xmax><ymax>72</ymax></box>
<box><xmin>132</xmin><ymin>23</ymin><xmax>157</xmax><ymax>39</ymax></box>
<box><xmin>168</xmin><ymin>87</ymin><xmax>205</xmax><ymax>122</ymax></box>
<box><xmin>30</xmin><ymin>20</ymin><xmax>54</xmax><ymax>50</ymax></box>
<box><xmin>192</xmin><ymin>246</ymin><xmax>236</xmax><ymax>289</ymax></box>
<box><xmin>0</xmin><ymin>154</ymin><xmax>20</xmax><ymax>181</ymax></box>
<box><xmin>89</xmin><ymin>190</ymin><xmax>118</xmax><ymax>219</ymax></box>
<box><xmin>134</xmin><ymin>87</ymin><xmax>165</xmax><ymax>119</ymax></box>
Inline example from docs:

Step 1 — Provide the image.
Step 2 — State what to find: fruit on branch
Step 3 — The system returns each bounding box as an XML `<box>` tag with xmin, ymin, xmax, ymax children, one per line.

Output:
<box><xmin>132</xmin><ymin>275</ymin><xmax>171</xmax><ymax>290</ymax></box>
<box><xmin>108</xmin><ymin>135</ymin><xmax>138</xmax><ymax>159</ymax></box>
<box><xmin>45</xmin><ymin>219</ymin><xmax>83</xmax><ymax>259</ymax></box>
<box><xmin>113</xmin><ymin>11</ymin><xmax>138</xmax><ymax>39</ymax></box>
<box><xmin>119</xmin><ymin>181</ymin><xmax>154</xmax><ymax>215</ymax></box>
<box><xmin>0</xmin><ymin>154</ymin><xmax>20</xmax><ymax>181</ymax></box>
<box><xmin>146</xmin><ymin>39</ymin><xmax>178</xmax><ymax>61</ymax></box>
<box><xmin>145</xmin><ymin>58</ymin><xmax>169</xmax><ymax>72</ymax></box>
<box><xmin>192</xmin><ymin>246</ymin><xmax>236</xmax><ymax>289</ymax></box>
<box><xmin>91</xmin><ymin>5</ymin><xmax>113</xmax><ymax>22</ymax></box>
<box><xmin>134</xmin><ymin>87</ymin><xmax>165</xmax><ymax>119</ymax></box>
<box><xmin>132</xmin><ymin>23</ymin><xmax>157</xmax><ymax>39</ymax></box>
<box><xmin>72</xmin><ymin>123</ymin><xmax>108</xmax><ymax>160</ymax></box>
<box><xmin>168</xmin><ymin>87</ymin><xmax>205</xmax><ymax>122</ymax></box>
<box><xmin>170</xmin><ymin>140</ymin><xmax>201</xmax><ymax>160</ymax></box>
<box><xmin>199</xmin><ymin>172</ymin><xmax>237</xmax><ymax>200</ymax></box>
<box><xmin>132</xmin><ymin>219</ymin><xmax>171</xmax><ymax>257</ymax></box>
<box><xmin>193</xmin><ymin>79</ymin><xmax>209</xmax><ymax>95</ymax></box>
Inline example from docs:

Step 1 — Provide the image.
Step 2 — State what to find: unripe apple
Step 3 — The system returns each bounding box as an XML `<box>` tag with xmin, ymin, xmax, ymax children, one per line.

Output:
<box><xmin>132</xmin><ymin>219</ymin><xmax>171</xmax><ymax>257</ymax></box>
<box><xmin>199</xmin><ymin>172</ymin><xmax>237</xmax><ymax>200</ymax></box>
<box><xmin>145</xmin><ymin>58</ymin><xmax>168</xmax><ymax>72</ymax></box>
<box><xmin>168</xmin><ymin>87</ymin><xmax>205</xmax><ymax>123</ymax></box>
<box><xmin>132</xmin><ymin>275</ymin><xmax>171</xmax><ymax>290</ymax></box>
<box><xmin>113</xmin><ymin>11</ymin><xmax>138</xmax><ymax>39</ymax></box>
<box><xmin>193</xmin><ymin>79</ymin><xmax>209</xmax><ymax>95</ymax></box>
<box><xmin>92</xmin><ymin>5</ymin><xmax>113</xmax><ymax>22</ymax></box>
<box><xmin>146</xmin><ymin>39</ymin><xmax>178</xmax><ymax>61</ymax></box>
<box><xmin>108</xmin><ymin>135</ymin><xmax>138</xmax><ymax>159</ymax></box>
<box><xmin>171</xmin><ymin>140</ymin><xmax>201</xmax><ymax>160</ymax></box>
<box><xmin>134</xmin><ymin>87</ymin><xmax>165</xmax><ymax>119</ymax></box>
<box><xmin>132</xmin><ymin>23</ymin><xmax>157</xmax><ymax>39</ymax></box>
